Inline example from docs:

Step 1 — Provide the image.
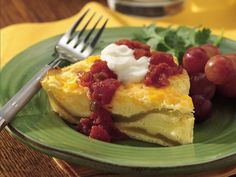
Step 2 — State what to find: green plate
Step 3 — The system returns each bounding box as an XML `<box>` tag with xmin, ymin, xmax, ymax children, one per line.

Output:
<box><xmin>1</xmin><ymin>27</ymin><xmax>236</xmax><ymax>176</ymax></box>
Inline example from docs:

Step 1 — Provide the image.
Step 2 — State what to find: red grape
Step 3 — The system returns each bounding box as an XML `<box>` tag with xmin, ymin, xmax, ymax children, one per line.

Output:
<box><xmin>223</xmin><ymin>54</ymin><xmax>236</xmax><ymax>70</ymax></box>
<box><xmin>205</xmin><ymin>55</ymin><xmax>235</xmax><ymax>85</ymax></box>
<box><xmin>190</xmin><ymin>73</ymin><xmax>216</xmax><ymax>99</ymax></box>
<box><xmin>216</xmin><ymin>54</ymin><xmax>236</xmax><ymax>97</ymax></box>
<box><xmin>200</xmin><ymin>44</ymin><xmax>221</xmax><ymax>58</ymax></box>
<box><xmin>183</xmin><ymin>47</ymin><xmax>209</xmax><ymax>75</ymax></box>
<box><xmin>217</xmin><ymin>76</ymin><xmax>236</xmax><ymax>97</ymax></box>
<box><xmin>192</xmin><ymin>95</ymin><xmax>212</xmax><ymax>122</ymax></box>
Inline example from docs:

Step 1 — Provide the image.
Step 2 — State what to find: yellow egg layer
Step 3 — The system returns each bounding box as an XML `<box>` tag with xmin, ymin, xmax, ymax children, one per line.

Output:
<box><xmin>41</xmin><ymin>55</ymin><xmax>194</xmax><ymax>146</ymax></box>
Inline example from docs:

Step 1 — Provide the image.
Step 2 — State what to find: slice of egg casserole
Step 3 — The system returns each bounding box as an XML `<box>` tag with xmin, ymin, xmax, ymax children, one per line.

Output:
<box><xmin>41</xmin><ymin>55</ymin><xmax>194</xmax><ymax>146</ymax></box>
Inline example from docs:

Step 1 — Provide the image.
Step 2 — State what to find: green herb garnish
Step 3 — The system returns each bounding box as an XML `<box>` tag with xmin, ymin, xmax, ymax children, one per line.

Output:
<box><xmin>133</xmin><ymin>24</ymin><xmax>223</xmax><ymax>64</ymax></box>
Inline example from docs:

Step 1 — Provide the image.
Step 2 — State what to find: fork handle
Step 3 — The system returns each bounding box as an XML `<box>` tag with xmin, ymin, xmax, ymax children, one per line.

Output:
<box><xmin>0</xmin><ymin>58</ymin><xmax>61</xmax><ymax>131</ymax></box>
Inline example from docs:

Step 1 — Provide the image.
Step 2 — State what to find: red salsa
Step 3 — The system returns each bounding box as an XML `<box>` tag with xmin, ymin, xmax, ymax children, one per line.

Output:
<box><xmin>144</xmin><ymin>51</ymin><xmax>183</xmax><ymax>87</ymax></box>
<box><xmin>116</xmin><ymin>39</ymin><xmax>151</xmax><ymax>59</ymax></box>
<box><xmin>78</xmin><ymin>60</ymin><xmax>127</xmax><ymax>142</ymax></box>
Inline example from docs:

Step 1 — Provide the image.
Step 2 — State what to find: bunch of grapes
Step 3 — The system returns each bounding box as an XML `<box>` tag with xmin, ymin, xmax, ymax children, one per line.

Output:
<box><xmin>183</xmin><ymin>44</ymin><xmax>236</xmax><ymax>122</ymax></box>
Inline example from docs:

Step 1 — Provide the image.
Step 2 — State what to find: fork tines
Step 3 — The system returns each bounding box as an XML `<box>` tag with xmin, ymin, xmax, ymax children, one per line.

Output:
<box><xmin>61</xmin><ymin>9</ymin><xmax>108</xmax><ymax>55</ymax></box>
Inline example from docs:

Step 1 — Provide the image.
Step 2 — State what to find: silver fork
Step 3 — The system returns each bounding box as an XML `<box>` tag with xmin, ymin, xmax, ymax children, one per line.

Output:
<box><xmin>0</xmin><ymin>9</ymin><xmax>108</xmax><ymax>131</ymax></box>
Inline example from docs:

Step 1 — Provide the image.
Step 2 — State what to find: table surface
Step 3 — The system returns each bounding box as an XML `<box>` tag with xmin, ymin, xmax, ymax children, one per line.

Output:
<box><xmin>1</xmin><ymin>1</ymin><xmax>236</xmax><ymax>177</ymax></box>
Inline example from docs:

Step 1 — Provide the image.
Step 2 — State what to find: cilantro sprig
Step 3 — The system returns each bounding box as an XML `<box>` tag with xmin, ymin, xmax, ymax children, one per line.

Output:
<box><xmin>133</xmin><ymin>24</ymin><xmax>223</xmax><ymax>64</ymax></box>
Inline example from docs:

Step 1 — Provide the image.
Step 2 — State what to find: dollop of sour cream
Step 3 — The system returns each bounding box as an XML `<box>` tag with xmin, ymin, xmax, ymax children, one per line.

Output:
<box><xmin>101</xmin><ymin>43</ymin><xmax>149</xmax><ymax>83</ymax></box>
